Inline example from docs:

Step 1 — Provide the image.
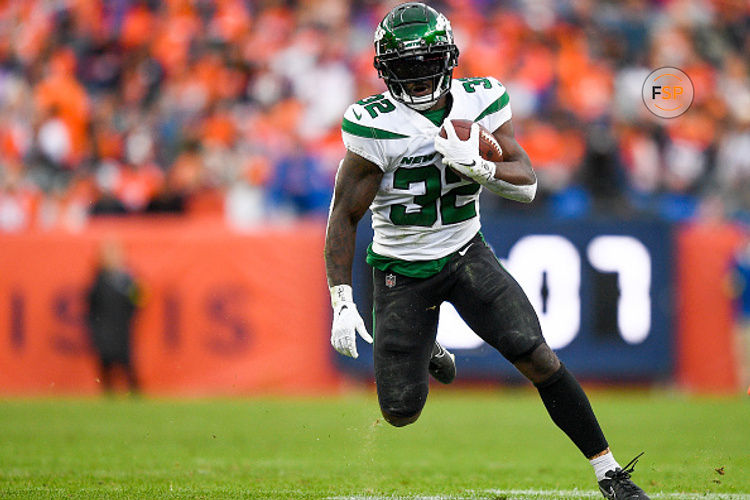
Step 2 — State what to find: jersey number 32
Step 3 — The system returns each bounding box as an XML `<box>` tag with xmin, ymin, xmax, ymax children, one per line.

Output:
<box><xmin>390</xmin><ymin>165</ymin><xmax>480</xmax><ymax>226</ymax></box>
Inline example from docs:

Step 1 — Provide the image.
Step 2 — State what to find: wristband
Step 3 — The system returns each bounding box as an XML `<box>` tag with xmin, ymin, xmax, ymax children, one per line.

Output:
<box><xmin>476</xmin><ymin>158</ymin><xmax>497</xmax><ymax>184</ymax></box>
<box><xmin>330</xmin><ymin>284</ymin><xmax>354</xmax><ymax>310</ymax></box>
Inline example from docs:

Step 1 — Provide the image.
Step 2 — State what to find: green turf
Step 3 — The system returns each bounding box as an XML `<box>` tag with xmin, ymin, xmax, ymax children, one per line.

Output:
<box><xmin>0</xmin><ymin>389</ymin><xmax>748</xmax><ymax>499</ymax></box>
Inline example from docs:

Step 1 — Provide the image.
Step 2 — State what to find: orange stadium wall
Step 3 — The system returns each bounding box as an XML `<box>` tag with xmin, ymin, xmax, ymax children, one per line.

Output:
<box><xmin>0</xmin><ymin>216</ymin><xmax>745</xmax><ymax>395</ymax></box>
<box><xmin>675</xmin><ymin>222</ymin><xmax>746</xmax><ymax>393</ymax></box>
<box><xmin>0</xmin><ymin>217</ymin><xmax>339</xmax><ymax>396</ymax></box>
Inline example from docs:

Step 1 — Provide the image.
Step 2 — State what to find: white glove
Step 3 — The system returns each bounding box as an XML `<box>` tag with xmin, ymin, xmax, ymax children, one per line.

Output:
<box><xmin>434</xmin><ymin>120</ymin><xmax>497</xmax><ymax>184</ymax></box>
<box><xmin>330</xmin><ymin>284</ymin><xmax>372</xmax><ymax>358</ymax></box>
<box><xmin>434</xmin><ymin>121</ymin><xmax>535</xmax><ymax>201</ymax></box>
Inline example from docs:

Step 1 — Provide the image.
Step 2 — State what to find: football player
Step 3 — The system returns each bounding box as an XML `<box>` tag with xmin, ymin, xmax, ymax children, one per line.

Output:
<box><xmin>324</xmin><ymin>3</ymin><xmax>649</xmax><ymax>499</ymax></box>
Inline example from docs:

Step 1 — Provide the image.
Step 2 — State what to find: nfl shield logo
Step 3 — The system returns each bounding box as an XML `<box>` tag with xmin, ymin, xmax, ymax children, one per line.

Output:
<box><xmin>385</xmin><ymin>273</ymin><xmax>396</xmax><ymax>288</ymax></box>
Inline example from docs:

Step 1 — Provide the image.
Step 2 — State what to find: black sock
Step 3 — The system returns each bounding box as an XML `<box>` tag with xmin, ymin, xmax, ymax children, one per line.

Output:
<box><xmin>534</xmin><ymin>364</ymin><xmax>608</xmax><ymax>458</ymax></box>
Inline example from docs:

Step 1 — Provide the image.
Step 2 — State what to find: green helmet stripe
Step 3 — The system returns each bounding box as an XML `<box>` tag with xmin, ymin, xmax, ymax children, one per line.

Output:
<box><xmin>342</xmin><ymin>118</ymin><xmax>409</xmax><ymax>140</ymax></box>
<box><xmin>376</xmin><ymin>4</ymin><xmax>454</xmax><ymax>54</ymax></box>
<box><xmin>474</xmin><ymin>92</ymin><xmax>510</xmax><ymax>122</ymax></box>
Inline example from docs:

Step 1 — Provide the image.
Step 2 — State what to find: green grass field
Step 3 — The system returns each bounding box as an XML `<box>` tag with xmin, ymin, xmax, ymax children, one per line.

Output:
<box><xmin>0</xmin><ymin>389</ymin><xmax>748</xmax><ymax>499</ymax></box>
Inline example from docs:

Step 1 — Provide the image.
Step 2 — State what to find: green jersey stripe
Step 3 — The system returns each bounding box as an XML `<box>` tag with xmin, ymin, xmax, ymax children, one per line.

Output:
<box><xmin>342</xmin><ymin>118</ymin><xmax>409</xmax><ymax>139</ymax></box>
<box><xmin>474</xmin><ymin>91</ymin><xmax>510</xmax><ymax>122</ymax></box>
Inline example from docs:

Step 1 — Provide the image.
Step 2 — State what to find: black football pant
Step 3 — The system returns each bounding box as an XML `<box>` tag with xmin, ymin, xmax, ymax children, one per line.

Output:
<box><xmin>372</xmin><ymin>232</ymin><xmax>545</xmax><ymax>420</ymax></box>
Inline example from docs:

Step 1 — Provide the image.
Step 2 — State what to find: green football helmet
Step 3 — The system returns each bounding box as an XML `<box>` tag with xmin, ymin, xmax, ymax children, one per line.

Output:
<box><xmin>374</xmin><ymin>2</ymin><xmax>459</xmax><ymax>111</ymax></box>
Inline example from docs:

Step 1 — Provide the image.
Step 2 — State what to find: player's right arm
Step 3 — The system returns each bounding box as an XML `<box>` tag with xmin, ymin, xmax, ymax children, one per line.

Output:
<box><xmin>324</xmin><ymin>150</ymin><xmax>383</xmax><ymax>358</ymax></box>
<box><xmin>325</xmin><ymin>150</ymin><xmax>383</xmax><ymax>287</ymax></box>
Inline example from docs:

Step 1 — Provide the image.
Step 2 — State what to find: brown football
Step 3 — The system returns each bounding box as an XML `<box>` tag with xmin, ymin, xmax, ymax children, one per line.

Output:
<box><xmin>438</xmin><ymin>119</ymin><xmax>503</xmax><ymax>163</ymax></box>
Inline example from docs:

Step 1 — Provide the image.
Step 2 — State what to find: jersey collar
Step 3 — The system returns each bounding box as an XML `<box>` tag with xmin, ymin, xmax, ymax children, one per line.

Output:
<box><xmin>389</xmin><ymin>82</ymin><xmax>461</xmax><ymax>132</ymax></box>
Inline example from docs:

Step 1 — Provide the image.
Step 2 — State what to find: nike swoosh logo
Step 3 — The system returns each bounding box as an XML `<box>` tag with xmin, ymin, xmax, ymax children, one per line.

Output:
<box><xmin>458</xmin><ymin>243</ymin><xmax>473</xmax><ymax>256</ymax></box>
<box><xmin>456</xmin><ymin>160</ymin><xmax>476</xmax><ymax>167</ymax></box>
<box><xmin>353</xmin><ymin>109</ymin><xmax>362</xmax><ymax>120</ymax></box>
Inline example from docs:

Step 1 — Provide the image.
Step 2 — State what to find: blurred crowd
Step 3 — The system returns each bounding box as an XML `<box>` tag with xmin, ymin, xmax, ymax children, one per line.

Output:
<box><xmin>0</xmin><ymin>0</ymin><xmax>749</xmax><ymax>232</ymax></box>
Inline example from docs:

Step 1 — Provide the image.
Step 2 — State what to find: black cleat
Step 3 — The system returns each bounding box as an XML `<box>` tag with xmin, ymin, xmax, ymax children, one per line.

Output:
<box><xmin>429</xmin><ymin>342</ymin><xmax>456</xmax><ymax>384</ymax></box>
<box><xmin>598</xmin><ymin>453</ymin><xmax>650</xmax><ymax>499</ymax></box>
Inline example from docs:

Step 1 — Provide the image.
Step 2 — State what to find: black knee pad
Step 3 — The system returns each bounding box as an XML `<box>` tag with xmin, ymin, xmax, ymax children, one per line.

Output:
<box><xmin>377</xmin><ymin>381</ymin><xmax>428</xmax><ymax>427</ymax></box>
<box><xmin>381</xmin><ymin>408</ymin><xmax>422</xmax><ymax>427</ymax></box>
<box><xmin>512</xmin><ymin>342</ymin><xmax>560</xmax><ymax>381</ymax></box>
<box><xmin>506</xmin><ymin>337</ymin><xmax>545</xmax><ymax>363</ymax></box>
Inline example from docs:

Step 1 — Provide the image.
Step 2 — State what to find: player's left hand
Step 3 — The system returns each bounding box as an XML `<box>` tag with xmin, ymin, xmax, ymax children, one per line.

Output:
<box><xmin>442</xmin><ymin>155</ymin><xmax>497</xmax><ymax>184</ymax></box>
<box><xmin>434</xmin><ymin>120</ymin><xmax>480</xmax><ymax>165</ymax></box>
<box><xmin>434</xmin><ymin>121</ymin><xmax>496</xmax><ymax>184</ymax></box>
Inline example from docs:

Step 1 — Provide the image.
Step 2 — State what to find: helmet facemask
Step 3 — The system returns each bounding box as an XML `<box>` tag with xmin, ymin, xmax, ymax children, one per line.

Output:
<box><xmin>374</xmin><ymin>3</ymin><xmax>459</xmax><ymax>111</ymax></box>
<box><xmin>375</xmin><ymin>47</ymin><xmax>458</xmax><ymax>111</ymax></box>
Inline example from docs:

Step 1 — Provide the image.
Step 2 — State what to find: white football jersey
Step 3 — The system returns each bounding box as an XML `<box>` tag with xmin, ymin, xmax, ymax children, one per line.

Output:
<box><xmin>341</xmin><ymin>77</ymin><xmax>512</xmax><ymax>261</ymax></box>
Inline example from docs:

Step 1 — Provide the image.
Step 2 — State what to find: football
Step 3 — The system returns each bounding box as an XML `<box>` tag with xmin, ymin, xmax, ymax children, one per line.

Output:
<box><xmin>438</xmin><ymin>119</ymin><xmax>503</xmax><ymax>163</ymax></box>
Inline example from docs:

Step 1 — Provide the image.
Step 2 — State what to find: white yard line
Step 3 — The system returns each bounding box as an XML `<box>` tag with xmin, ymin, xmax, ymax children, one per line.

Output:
<box><xmin>328</xmin><ymin>489</ymin><xmax>750</xmax><ymax>500</ymax></box>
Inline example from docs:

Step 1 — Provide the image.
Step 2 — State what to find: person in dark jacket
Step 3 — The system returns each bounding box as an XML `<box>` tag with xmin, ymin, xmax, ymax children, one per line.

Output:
<box><xmin>86</xmin><ymin>240</ymin><xmax>141</xmax><ymax>393</ymax></box>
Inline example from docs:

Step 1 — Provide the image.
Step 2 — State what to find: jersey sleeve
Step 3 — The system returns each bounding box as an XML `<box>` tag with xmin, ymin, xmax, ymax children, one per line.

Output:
<box><xmin>475</xmin><ymin>77</ymin><xmax>512</xmax><ymax>133</ymax></box>
<box><xmin>341</xmin><ymin>103</ymin><xmax>389</xmax><ymax>171</ymax></box>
